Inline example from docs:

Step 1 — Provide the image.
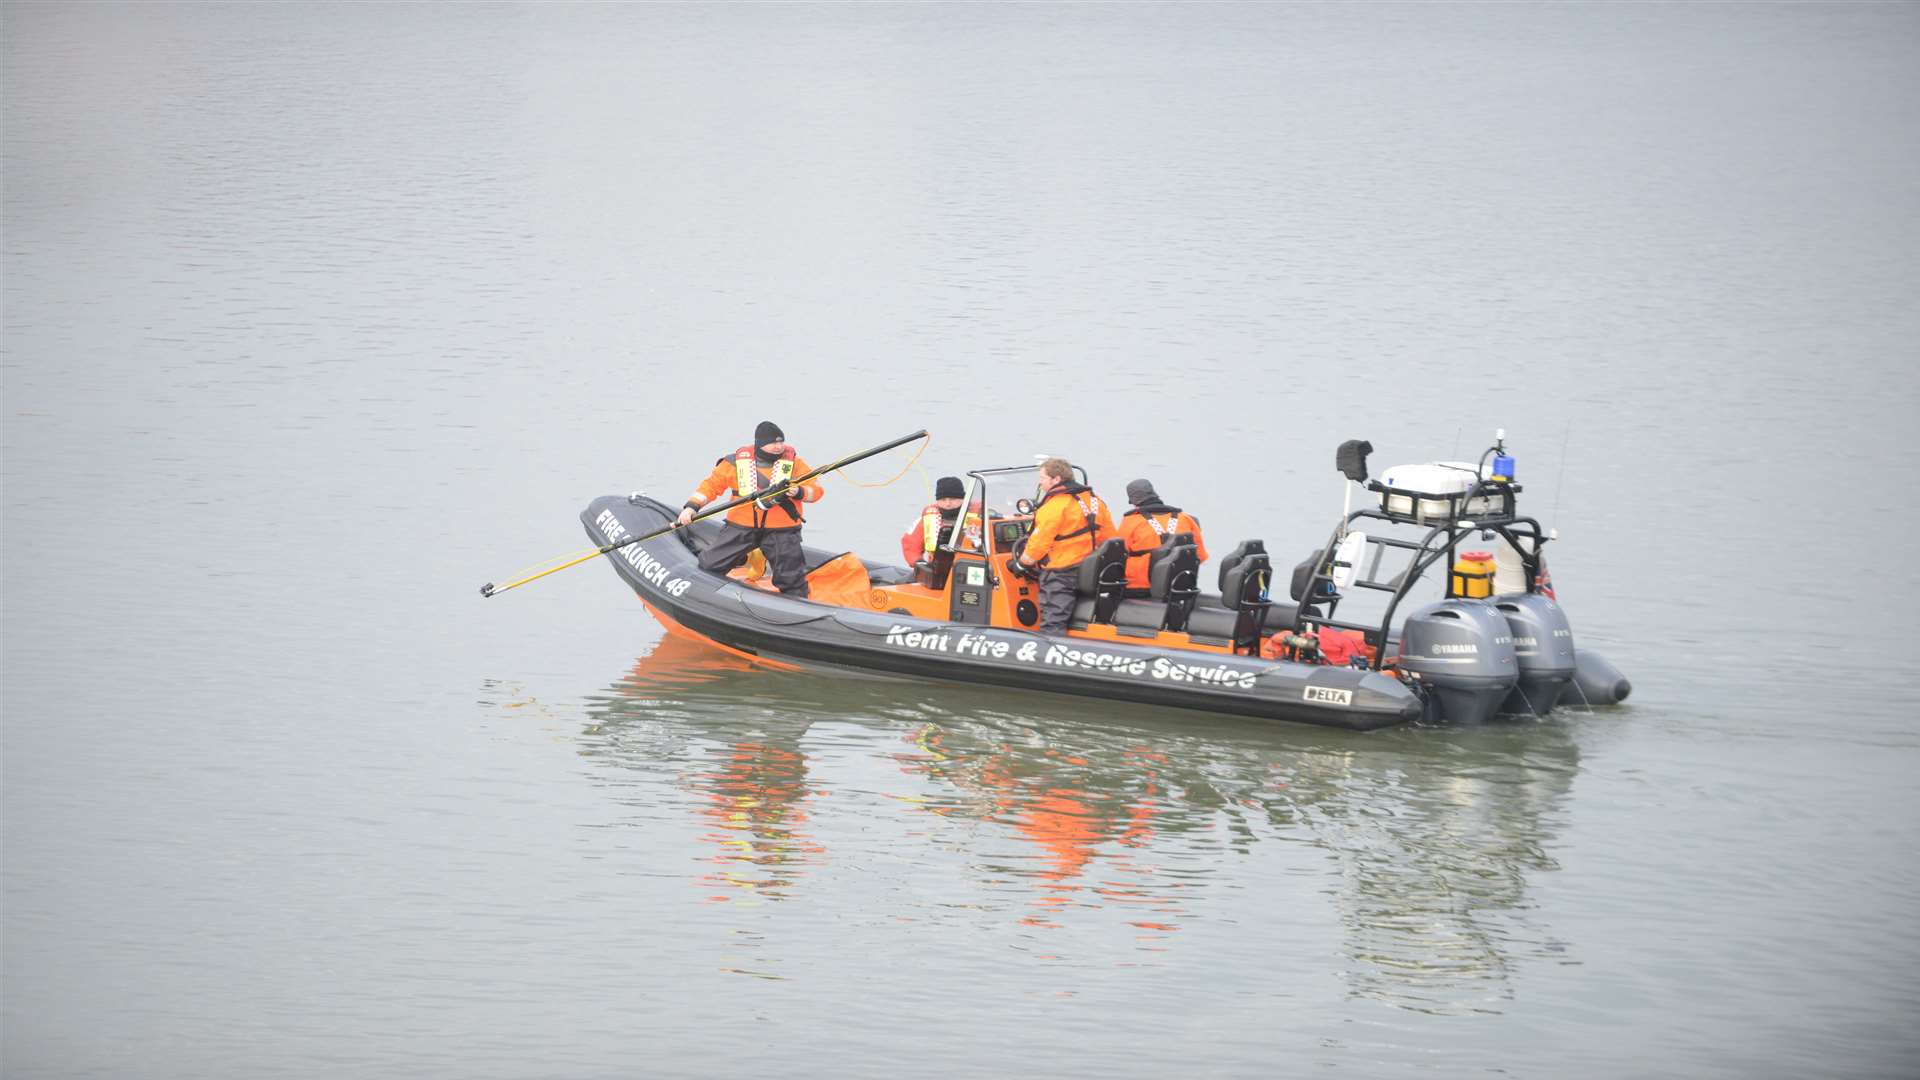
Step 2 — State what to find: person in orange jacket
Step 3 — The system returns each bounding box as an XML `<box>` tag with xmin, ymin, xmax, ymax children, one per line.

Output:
<box><xmin>1118</xmin><ymin>478</ymin><xmax>1208</xmax><ymax>593</ymax></box>
<box><xmin>676</xmin><ymin>420</ymin><xmax>823</xmax><ymax>597</ymax></box>
<box><xmin>1007</xmin><ymin>457</ymin><xmax>1115</xmax><ymax>635</ymax></box>
<box><xmin>900</xmin><ymin>475</ymin><xmax>983</xmax><ymax>565</ymax></box>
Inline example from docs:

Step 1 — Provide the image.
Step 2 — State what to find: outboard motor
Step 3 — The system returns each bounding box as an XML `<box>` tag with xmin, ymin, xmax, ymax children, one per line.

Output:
<box><xmin>1491</xmin><ymin>592</ymin><xmax>1576</xmax><ymax>715</ymax></box>
<box><xmin>1397</xmin><ymin>599</ymin><xmax>1518</xmax><ymax>724</ymax></box>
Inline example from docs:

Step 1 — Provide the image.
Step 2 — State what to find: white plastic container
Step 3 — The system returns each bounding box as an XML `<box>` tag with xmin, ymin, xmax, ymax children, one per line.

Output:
<box><xmin>1491</xmin><ymin>533</ymin><xmax>1531</xmax><ymax>595</ymax></box>
<box><xmin>1377</xmin><ymin>461</ymin><xmax>1498</xmax><ymax>523</ymax></box>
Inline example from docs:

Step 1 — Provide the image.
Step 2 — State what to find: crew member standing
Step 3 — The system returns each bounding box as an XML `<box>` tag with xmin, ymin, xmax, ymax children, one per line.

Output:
<box><xmin>1008</xmin><ymin>457</ymin><xmax>1115</xmax><ymax>635</ymax></box>
<box><xmin>1118</xmin><ymin>478</ymin><xmax>1209</xmax><ymax>592</ymax></box>
<box><xmin>676</xmin><ymin>420</ymin><xmax>824</xmax><ymax>597</ymax></box>
<box><xmin>900</xmin><ymin>475</ymin><xmax>982</xmax><ymax>564</ymax></box>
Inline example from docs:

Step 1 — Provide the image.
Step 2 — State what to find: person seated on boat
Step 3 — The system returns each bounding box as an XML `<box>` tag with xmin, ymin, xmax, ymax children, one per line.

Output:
<box><xmin>1006</xmin><ymin>457</ymin><xmax>1116</xmax><ymax>635</ymax></box>
<box><xmin>1119</xmin><ymin>478</ymin><xmax>1209</xmax><ymax>595</ymax></box>
<box><xmin>900</xmin><ymin>475</ymin><xmax>984</xmax><ymax>566</ymax></box>
<box><xmin>675</xmin><ymin>420</ymin><xmax>823</xmax><ymax>598</ymax></box>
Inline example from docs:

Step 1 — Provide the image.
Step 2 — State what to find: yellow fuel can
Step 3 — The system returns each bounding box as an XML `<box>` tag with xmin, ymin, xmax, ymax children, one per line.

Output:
<box><xmin>1450</xmin><ymin>550</ymin><xmax>1497</xmax><ymax>599</ymax></box>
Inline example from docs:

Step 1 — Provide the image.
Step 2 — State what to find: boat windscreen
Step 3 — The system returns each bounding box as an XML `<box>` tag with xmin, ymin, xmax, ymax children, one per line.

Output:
<box><xmin>966</xmin><ymin>463</ymin><xmax>1090</xmax><ymax>520</ymax></box>
<box><xmin>973</xmin><ymin>466</ymin><xmax>1045</xmax><ymax>519</ymax></box>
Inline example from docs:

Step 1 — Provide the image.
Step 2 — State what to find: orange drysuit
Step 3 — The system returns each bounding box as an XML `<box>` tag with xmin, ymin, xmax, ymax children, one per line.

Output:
<box><xmin>688</xmin><ymin>446</ymin><xmax>823</xmax><ymax>530</ymax></box>
<box><xmin>1119</xmin><ymin>507</ymin><xmax>1208</xmax><ymax>590</ymax></box>
<box><xmin>1022</xmin><ymin>484</ymin><xmax>1116</xmax><ymax>570</ymax></box>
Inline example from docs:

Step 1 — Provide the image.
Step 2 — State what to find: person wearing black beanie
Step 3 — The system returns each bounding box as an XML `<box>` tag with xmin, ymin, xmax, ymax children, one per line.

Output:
<box><xmin>1118</xmin><ymin>477</ymin><xmax>1209</xmax><ymax>594</ymax></box>
<box><xmin>900</xmin><ymin>475</ymin><xmax>982</xmax><ymax>566</ymax></box>
<box><xmin>676</xmin><ymin>420</ymin><xmax>822</xmax><ymax>597</ymax></box>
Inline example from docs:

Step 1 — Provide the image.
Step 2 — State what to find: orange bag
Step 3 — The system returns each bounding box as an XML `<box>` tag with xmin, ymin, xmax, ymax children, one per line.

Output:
<box><xmin>803</xmin><ymin>552</ymin><xmax>874</xmax><ymax>608</ymax></box>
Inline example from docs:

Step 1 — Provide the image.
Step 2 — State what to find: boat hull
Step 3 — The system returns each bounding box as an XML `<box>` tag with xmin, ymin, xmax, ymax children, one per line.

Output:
<box><xmin>583</xmin><ymin>496</ymin><xmax>1421</xmax><ymax>732</ymax></box>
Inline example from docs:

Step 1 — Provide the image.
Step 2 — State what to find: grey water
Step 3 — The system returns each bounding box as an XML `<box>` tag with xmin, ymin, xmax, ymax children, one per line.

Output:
<box><xmin>4</xmin><ymin>3</ymin><xmax>1917</xmax><ymax>1077</ymax></box>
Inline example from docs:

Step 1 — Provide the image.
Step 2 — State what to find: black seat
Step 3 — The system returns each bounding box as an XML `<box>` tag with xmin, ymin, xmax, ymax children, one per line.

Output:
<box><xmin>916</xmin><ymin>547</ymin><xmax>957</xmax><ymax>590</ymax></box>
<box><xmin>1125</xmin><ymin>531</ymin><xmax>1196</xmax><ymax>599</ymax></box>
<box><xmin>1289</xmin><ymin>548</ymin><xmax>1341</xmax><ymax>619</ymax></box>
<box><xmin>1216</xmin><ymin>539</ymin><xmax>1274</xmax><ymax>654</ymax></box>
<box><xmin>1075</xmin><ymin>537</ymin><xmax>1130</xmax><ymax>624</ymax></box>
<box><xmin>867</xmin><ymin>562</ymin><xmax>917</xmax><ymax>587</ymax></box>
<box><xmin>1148</xmin><ymin>541</ymin><xmax>1201</xmax><ymax>633</ymax></box>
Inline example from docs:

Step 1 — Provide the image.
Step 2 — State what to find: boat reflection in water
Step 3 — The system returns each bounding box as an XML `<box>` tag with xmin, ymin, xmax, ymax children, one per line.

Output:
<box><xmin>580</xmin><ymin>635</ymin><xmax>822</xmax><ymax>905</ymax></box>
<box><xmin>580</xmin><ymin>632</ymin><xmax>1583</xmax><ymax>1014</ymax></box>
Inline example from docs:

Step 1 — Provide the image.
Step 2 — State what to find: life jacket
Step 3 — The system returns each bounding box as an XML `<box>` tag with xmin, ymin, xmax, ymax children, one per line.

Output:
<box><xmin>1127</xmin><ymin>505</ymin><xmax>1185</xmax><ymax>546</ymax></box>
<box><xmin>901</xmin><ymin>505</ymin><xmax>983</xmax><ymax>565</ymax></box>
<box><xmin>924</xmin><ymin>506</ymin><xmax>982</xmax><ymax>555</ymax></box>
<box><xmin>1026</xmin><ymin>482</ymin><xmax>1113</xmax><ymax>569</ymax></box>
<box><xmin>735</xmin><ymin>446</ymin><xmax>796</xmax><ymax>504</ymax></box>
<box><xmin>1049</xmin><ymin>482</ymin><xmax>1104</xmax><ymax>541</ymax></box>
<box><xmin>1120</xmin><ymin>504</ymin><xmax>1207</xmax><ymax>590</ymax></box>
<box><xmin>689</xmin><ymin>447</ymin><xmax>815</xmax><ymax>530</ymax></box>
<box><xmin>731</xmin><ymin>445</ymin><xmax>803</xmax><ymax>528</ymax></box>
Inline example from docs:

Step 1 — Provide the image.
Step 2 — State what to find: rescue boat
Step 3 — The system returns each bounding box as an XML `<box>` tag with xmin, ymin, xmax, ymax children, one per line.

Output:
<box><xmin>583</xmin><ymin>436</ymin><xmax>1629</xmax><ymax>732</ymax></box>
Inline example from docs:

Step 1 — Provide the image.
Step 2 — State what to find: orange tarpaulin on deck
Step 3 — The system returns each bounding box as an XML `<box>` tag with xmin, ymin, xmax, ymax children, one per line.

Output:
<box><xmin>803</xmin><ymin>552</ymin><xmax>873</xmax><ymax>607</ymax></box>
<box><xmin>725</xmin><ymin>550</ymin><xmax>879</xmax><ymax>609</ymax></box>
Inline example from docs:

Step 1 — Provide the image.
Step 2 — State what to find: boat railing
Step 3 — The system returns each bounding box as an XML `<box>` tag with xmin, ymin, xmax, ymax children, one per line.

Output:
<box><xmin>1295</xmin><ymin>510</ymin><xmax>1550</xmax><ymax>671</ymax></box>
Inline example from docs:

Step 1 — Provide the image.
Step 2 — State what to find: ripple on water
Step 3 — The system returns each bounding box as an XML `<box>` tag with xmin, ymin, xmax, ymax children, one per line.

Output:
<box><xmin>546</xmin><ymin>633</ymin><xmax>1595</xmax><ymax>1014</ymax></box>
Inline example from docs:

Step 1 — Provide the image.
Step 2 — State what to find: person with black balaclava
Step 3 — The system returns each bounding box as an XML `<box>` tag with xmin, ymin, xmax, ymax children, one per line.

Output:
<box><xmin>900</xmin><ymin>475</ymin><xmax>983</xmax><ymax>565</ymax></box>
<box><xmin>1118</xmin><ymin>478</ymin><xmax>1209</xmax><ymax>593</ymax></box>
<box><xmin>677</xmin><ymin>420</ymin><xmax>823</xmax><ymax>597</ymax></box>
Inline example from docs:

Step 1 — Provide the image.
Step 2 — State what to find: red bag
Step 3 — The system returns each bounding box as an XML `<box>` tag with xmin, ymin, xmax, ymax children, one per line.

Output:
<box><xmin>1317</xmin><ymin>629</ymin><xmax>1366</xmax><ymax>666</ymax></box>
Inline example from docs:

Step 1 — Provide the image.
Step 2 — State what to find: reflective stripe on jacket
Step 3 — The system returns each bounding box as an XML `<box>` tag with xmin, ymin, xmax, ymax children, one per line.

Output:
<box><xmin>1120</xmin><ymin>507</ymin><xmax>1207</xmax><ymax>590</ymax></box>
<box><xmin>1023</xmin><ymin>484</ymin><xmax>1115</xmax><ymax>569</ymax></box>
<box><xmin>900</xmin><ymin>506</ymin><xmax>983</xmax><ymax>565</ymax></box>
<box><xmin>688</xmin><ymin>446</ymin><xmax>822</xmax><ymax>530</ymax></box>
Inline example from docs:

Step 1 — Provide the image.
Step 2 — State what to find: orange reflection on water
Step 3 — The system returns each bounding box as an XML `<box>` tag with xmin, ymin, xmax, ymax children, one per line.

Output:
<box><xmin>902</xmin><ymin>729</ymin><xmax>1188</xmax><ymax>938</ymax></box>
<box><xmin>693</xmin><ymin>739</ymin><xmax>823</xmax><ymax>904</ymax></box>
<box><xmin>618</xmin><ymin>635</ymin><xmax>824</xmax><ymax>905</ymax></box>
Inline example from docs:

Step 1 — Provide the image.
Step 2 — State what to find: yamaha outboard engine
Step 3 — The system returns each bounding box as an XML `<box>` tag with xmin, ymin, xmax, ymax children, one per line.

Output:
<box><xmin>1490</xmin><ymin>592</ymin><xmax>1576</xmax><ymax>715</ymax></box>
<box><xmin>1398</xmin><ymin>599</ymin><xmax>1518</xmax><ymax>724</ymax></box>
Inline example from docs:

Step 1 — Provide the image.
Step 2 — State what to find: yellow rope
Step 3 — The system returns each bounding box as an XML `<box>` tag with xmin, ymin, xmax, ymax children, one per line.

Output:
<box><xmin>832</xmin><ymin>433</ymin><xmax>931</xmax><ymax>488</ymax></box>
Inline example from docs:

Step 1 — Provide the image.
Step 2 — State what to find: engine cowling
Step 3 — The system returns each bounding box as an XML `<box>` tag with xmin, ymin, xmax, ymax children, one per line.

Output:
<box><xmin>1397</xmin><ymin>599</ymin><xmax>1518</xmax><ymax>724</ymax></box>
<box><xmin>1491</xmin><ymin>592</ymin><xmax>1576</xmax><ymax>715</ymax></box>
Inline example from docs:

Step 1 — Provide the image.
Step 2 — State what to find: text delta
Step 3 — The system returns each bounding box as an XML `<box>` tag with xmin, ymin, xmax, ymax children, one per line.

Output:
<box><xmin>1304</xmin><ymin>685</ymin><xmax>1354</xmax><ymax>706</ymax></box>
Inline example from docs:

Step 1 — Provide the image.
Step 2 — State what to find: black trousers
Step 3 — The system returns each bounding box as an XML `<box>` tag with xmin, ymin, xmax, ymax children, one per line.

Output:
<box><xmin>1037</xmin><ymin>566</ymin><xmax>1079</xmax><ymax>635</ymax></box>
<box><xmin>698</xmin><ymin>523</ymin><xmax>810</xmax><ymax>597</ymax></box>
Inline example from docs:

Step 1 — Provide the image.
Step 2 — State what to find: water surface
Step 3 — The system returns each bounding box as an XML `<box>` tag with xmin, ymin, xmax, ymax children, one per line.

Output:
<box><xmin>5</xmin><ymin>4</ymin><xmax>1918</xmax><ymax>1077</ymax></box>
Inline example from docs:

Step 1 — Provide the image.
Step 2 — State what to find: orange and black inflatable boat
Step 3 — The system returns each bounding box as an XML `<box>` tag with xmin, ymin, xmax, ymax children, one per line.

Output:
<box><xmin>583</xmin><ymin>437</ymin><xmax>1633</xmax><ymax>730</ymax></box>
<box><xmin>583</xmin><ymin>474</ymin><xmax>1423</xmax><ymax>732</ymax></box>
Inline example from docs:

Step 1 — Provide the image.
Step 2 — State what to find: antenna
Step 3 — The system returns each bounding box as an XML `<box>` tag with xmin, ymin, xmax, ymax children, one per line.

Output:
<box><xmin>1551</xmin><ymin>421</ymin><xmax>1572</xmax><ymax>529</ymax></box>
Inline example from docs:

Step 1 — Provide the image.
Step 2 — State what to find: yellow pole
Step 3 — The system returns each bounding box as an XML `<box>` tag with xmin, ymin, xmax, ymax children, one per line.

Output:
<box><xmin>480</xmin><ymin>428</ymin><xmax>929</xmax><ymax>598</ymax></box>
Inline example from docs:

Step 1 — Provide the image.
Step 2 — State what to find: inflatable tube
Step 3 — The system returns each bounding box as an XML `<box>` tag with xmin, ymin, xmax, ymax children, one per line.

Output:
<box><xmin>1568</xmin><ymin>649</ymin><xmax>1631</xmax><ymax>706</ymax></box>
<box><xmin>583</xmin><ymin>496</ymin><xmax>1421</xmax><ymax>732</ymax></box>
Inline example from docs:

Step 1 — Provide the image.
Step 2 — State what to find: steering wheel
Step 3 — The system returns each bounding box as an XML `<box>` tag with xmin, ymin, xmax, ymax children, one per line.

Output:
<box><xmin>1004</xmin><ymin>537</ymin><xmax>1037</xmax><ymax>580</ymax></box>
